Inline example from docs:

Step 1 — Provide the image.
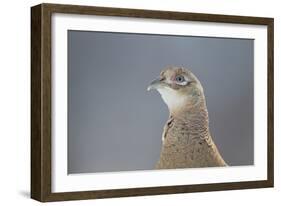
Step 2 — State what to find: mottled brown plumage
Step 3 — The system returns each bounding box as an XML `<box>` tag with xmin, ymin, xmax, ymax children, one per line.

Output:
<box><xmin>148</xmin><ymin>66</ymin><xmax>227</xmax><ymax>169</ymax></box>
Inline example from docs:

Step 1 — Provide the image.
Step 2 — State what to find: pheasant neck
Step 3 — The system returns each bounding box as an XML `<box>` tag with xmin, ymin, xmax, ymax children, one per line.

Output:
<box><xmin>170</xmin><ymin>97</ymin><xmax>210</xmax><ymax>136</ymax></box>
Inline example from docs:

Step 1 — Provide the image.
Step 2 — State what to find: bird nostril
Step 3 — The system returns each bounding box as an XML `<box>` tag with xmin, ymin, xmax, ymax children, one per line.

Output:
<box><xmin>159</xmin><ymin>76</ymin><xmax>165</xmax><ymax>81</ymax></box>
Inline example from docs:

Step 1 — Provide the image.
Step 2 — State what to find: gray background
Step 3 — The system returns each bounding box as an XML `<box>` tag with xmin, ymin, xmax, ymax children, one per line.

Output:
<box><xmin>68</xmin><ymin>30</ymin><xmax>254</xmax><ymax>174</ymax></box>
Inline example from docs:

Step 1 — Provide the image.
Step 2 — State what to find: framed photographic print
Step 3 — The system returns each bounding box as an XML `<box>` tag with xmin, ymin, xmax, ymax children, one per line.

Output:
<box><xmin>31</xmin><ymin>3</ymin><xmax>274</xmax><ymax>202</ymax></box>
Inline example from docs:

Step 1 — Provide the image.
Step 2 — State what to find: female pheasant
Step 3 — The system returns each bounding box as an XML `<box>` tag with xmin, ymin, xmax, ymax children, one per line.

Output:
<box><xmin>148</xmin><ymin>66</ymin><xmax>227</xmax><ymax>169</ymax></box>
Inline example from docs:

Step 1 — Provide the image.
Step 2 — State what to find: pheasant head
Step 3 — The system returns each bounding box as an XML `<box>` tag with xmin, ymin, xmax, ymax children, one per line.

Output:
<box><xmin>148</xmin><ymin>66</ymin><xmax>205</xmax><ymax>115</ymax></box>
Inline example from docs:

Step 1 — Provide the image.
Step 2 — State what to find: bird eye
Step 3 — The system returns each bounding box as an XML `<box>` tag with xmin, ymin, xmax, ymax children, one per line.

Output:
<box><xmin>175</xmin><ymin>75</ymin><xmax>185</xmax><ymax>83</ymax></box>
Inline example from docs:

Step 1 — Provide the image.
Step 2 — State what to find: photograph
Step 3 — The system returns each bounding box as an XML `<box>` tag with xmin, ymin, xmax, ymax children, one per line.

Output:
<box><xmin>67</xmin><ymin>31</ymin><xmax>254</xmax><ymax>174</ymax></box>
<box><xmin>31</xmin><ymin>3</ymin><xmax>273</xmax><ymax>201</ymax></box>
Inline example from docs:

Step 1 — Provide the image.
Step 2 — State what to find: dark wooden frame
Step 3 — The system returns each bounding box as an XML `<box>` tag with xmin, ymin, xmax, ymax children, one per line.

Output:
<box><xmin>31</xmin><ymin>3</ymin><xmax>274</xmax><ymax>202</ymax></box>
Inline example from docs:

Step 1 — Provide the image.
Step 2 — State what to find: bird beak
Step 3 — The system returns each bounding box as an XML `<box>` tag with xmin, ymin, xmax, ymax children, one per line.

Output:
<box><xmin>147</xmin><ymin>77</ymin><xmax>164</xmax><ymax>91</ymax></box>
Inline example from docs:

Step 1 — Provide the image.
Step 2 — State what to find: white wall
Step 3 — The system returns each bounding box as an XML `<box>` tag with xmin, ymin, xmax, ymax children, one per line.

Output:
<box><xmin>0</xmin><ymin>0</ymin><xmax>279</xmax><ymax>205</ymax></box>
